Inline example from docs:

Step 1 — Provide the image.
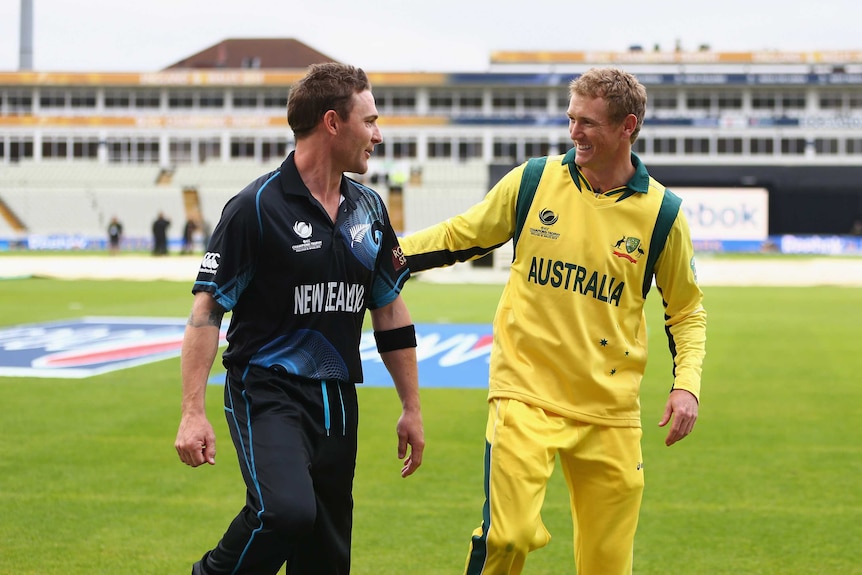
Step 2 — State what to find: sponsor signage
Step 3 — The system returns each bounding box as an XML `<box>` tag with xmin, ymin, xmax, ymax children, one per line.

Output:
<box><xmin>209</xmin><ymin>323</ymin><xmax>493</xmax><ymax>388</ymax></box>
<box><xmin>778</xmin><ymin>234</ymin><xmax>862</xmax><ymax>255</ymax></box>
<box><xmin>673</xmin><ymin>187</ymin><xmax>769</xmax><ymax>241</ymax></box>
<box><xmin>359</xmin><ymin>323</ymin><xmax>492</xmax><ymax>388</ymax></box>
<box><xmin>0</xmin><ymin>317</ymin><xmax>227</xmax><ymax>379</ymax></box>
<box><xmin>0</xmin><ymin>319</ymin><xmax>492</xmax><ymax>388</ymax></box>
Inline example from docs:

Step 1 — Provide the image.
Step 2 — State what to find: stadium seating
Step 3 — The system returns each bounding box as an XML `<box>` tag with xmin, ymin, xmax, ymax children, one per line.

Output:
<box><xmin>0</xmin><ymin>160</ymin><xmax>498</xmax><ymax>258</ymax></box>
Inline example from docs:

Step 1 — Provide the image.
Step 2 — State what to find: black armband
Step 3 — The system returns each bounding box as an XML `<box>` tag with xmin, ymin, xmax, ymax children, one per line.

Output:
<box><xmin>374</xmin><ymin>324</ymin><xmax>417</xmax><ymax>353</ymax></box>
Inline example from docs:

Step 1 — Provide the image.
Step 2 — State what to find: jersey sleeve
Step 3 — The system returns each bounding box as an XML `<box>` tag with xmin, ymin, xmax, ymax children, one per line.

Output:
<box><xmin>192</xmin><ymin>192</ymin><xmax>260</xmax><ymax>311</ymax></box>
<box><xmin>653</xmin><ymin>208</ymin><xmax>707</xmax><ymax>400</ymax></box>
<box><xmin>367</xmin><ymin>195</ymin><xmax>411</xmax><ymax>310</ymax></box>
<box><xmin>400</xmin><ymin>164</ymin><xmax>525</xmax><ymax>271</ymax></box>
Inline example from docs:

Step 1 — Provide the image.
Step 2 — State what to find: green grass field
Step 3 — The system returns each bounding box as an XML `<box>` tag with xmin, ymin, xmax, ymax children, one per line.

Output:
<box><xmin>0</xmin><ymin>276</ymin><xmax>860</xmax><ymax>574</ymax></box>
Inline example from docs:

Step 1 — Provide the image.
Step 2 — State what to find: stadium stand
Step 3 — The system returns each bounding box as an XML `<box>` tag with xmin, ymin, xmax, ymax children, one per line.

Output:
<box><xmin>0</xmin><ymin>157</ymin><xmax>509</xmax><ymax>264</ymax></box>
<box><xmin>0</xmin><ymin>162</ymin><xmax>183</xmax><ymax>240</ymax></box>
<box><xmin>401</xmin><ymin>161</ymin><xmax>487</xmax><ymax>235</ymax></box>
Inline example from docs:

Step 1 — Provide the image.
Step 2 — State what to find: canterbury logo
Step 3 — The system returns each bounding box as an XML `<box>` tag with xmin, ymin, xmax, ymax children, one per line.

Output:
<box><xmin>293</xmin><ymin>221</ymin><xmax>313</xmax><ymax>239</ymax></box>
<box><xmin>349</xmin><ymin>223</ymin><xmax>371</xmax><ymax>247</ymax></box>
<box><xmin>199</xmin><ymin>252</ymin><xmax>220</xmax><ymax>273</ymax></box>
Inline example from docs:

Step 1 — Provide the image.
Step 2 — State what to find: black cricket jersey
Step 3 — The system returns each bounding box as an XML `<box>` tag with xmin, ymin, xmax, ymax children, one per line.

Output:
<box><xmin>192</xmin><ymin>152</ymin><xmax>410</xmax><ymax>383</ymax></box>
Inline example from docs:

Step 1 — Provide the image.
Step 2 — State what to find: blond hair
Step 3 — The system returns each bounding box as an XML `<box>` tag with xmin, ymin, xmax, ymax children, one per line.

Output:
<box><xmin>570</xmin><ymin>68</ymin><xmax>647</xmax><ymax>143</ymax></box>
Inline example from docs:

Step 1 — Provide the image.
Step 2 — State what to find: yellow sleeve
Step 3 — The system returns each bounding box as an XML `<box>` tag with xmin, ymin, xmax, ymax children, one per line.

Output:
<box><xmin>400</xmin><ymin>164</ymin><xmax>524</xmax><ymax>272</ymax></box>
<box><xmin>653</xmin><ymin>209</ymin><xmax>707</xmax><ymax>401</ymax></box>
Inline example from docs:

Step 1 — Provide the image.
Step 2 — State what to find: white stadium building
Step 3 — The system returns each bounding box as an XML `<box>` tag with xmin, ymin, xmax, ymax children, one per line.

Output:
<box><xmin>2</xmin><ymin>35</ymin><xmax>862</xmax><ymax>256</ymax></box>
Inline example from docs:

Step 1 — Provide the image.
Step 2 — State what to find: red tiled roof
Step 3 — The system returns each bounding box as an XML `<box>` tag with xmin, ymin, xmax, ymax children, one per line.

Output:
<box><xmin>164</xmin><ymin>38</ymin><xmax>339</xmax><ymax>70</ymax></box>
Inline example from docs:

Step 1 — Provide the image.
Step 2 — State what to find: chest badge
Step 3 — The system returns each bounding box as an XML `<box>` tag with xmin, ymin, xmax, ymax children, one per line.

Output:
<box><xmin>293</xmin><ymin>221</ymin><xmax>313</xmax><ymax>239</ymax></box>
<box><xmin>349</xmin><ymin>223</ymin><xmax>371</xmax><ymax>247</ymax></box>
<box><xmin>612</xmin><ymin>236</ymin><xmax>645</xmax><ymax>264</ymax></box>
<box><xmin>292</xmin><ymin>220</ymin><xmax>322</xmax><ymax>253</ymax></box>
<box><xmin>528</xmin><ymin>207</ymin><xmax>561</xmax><ymax>240</ymax></box>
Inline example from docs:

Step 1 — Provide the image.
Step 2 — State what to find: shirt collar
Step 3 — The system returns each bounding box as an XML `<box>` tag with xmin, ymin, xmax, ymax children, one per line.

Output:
<box><xmin>278</xmin><ymin>151</ymin><xmax>359</xmax><ymax>208</ymax></box>
<box><xmin>561</xmin><ymin>149</ymin><xmax>651</xmax><ymax>198</ymax></box>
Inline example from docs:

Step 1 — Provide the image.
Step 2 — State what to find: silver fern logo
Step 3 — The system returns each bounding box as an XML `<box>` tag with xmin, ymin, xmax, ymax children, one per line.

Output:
<box><xmin>293</xmin><ymin>221</ymin><xmax>312</xmax><ymax>239</ymax></box>
<box><xmin>349</xmin><ymin>223</ymin><xmax>371</xmax><ymax>247</ymax></box>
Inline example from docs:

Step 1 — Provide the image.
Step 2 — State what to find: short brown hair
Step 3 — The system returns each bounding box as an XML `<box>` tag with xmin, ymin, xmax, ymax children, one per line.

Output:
<box><xmin>287</xmin><ymin>63</ymin><xmax>371</xmax><ymax>139</ymax></box>
<box><xmin>569</xmin><ymin>68</ymin><xmax>647</xmax><ymax>143</ymax></box>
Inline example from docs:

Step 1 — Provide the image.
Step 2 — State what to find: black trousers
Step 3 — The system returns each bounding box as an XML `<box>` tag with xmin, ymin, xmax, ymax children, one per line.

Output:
<box><xmin>197</xmin><ymin>366</ymin><xmax>359</xmax><ymax>575</ymax></box>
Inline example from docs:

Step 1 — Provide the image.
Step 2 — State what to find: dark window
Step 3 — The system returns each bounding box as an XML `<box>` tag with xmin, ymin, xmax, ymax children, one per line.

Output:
<box><xmin>429</xmin><ymin>92</ymin><xmax>454</xmax><ymax>109</ymax></box>
<box><xmin>73</xmin><ymin>138</ymin><xmax>100</xmax><ymax>159</ymax></box>
<box><xmin>492</xmin><ymin>93</ymin><xmax>517</xmax><ymax>111</ymax></box>
<box><xmin>427</xmin><ymin>139</ymin><xmax>452</xmax><ymax>158</ymax></box>
<box><xmin>392</xmin><ymin>139</ymin><xmax>417</xmax><ymax>159</ymax></box>
<box><xmin>391</xmin><ymin>92</ymin><xmax>416</xmax><ymax>111</ymax></box>
<box><xmin>717</xmin><ymin>138</ymin><xmax>743</xmax><ymax>154</ymax></box>
<box><xmin>781</xmin><ymin>92</ymin><xmax>806</xmax><ymax>110</ymax></box>
<box><xmin>819</xmin><ymin>93</ymin><xmax>843</xmax><ymax>110</ymax></box>
<box><xmin>40</xmin><ymin>90</ymin><xmax>66</xmax><ymax>108</ymax></box>
<box><xmin>654</xmin><ymin>138</ymin><xmax>677</xmax><ymax>154</ymax></box>
<box><xmin>684</xmin><ymin>138</ymin><xmax>710</xmax><ymax>154</ymax></box>
<box><xmin>263</xmin><ymin>91</ymin><xmax>288</xmax><ymax>109</ymax></box>
<box><xmin>524</xmin><ymin>140</ymin><xmax>549</xmax><ymax>157</ymax></box>
<box><xmin>751</xmin><ymin>93</ymin><xmax>776</xmax><ymax>110</ymax></box>
<box><xmin>199</xmin><ymin>91</ymin><xmax>224</xmax><ymax>108</ymax></box>
<box><xmin>686</xmin><ymin>92</ymin><xmax>711</xmax><ymax>110</ymax></box>
<box><xmin>780</xmin><ymin>138</ymin><xmax>807</xmax><ymax>155</ymax></box>
<box><xmin>135</xmin><ymin>90</ymin><xmax>161</xmax><ymax>108</ymax></box>
<box><xmin>168</xmin><ymin>91</ymin><xmax>194</xmax><ymax>108</ymax></box>
<box><xmin>42</xmin><ymin>138</ymin><xmax>68</xmax><ymax>158</ymax></box>
<box><xmin>10</xmin><ymin>139</ymin><xmax>34</xmax><ymax>161</ymax></box>
<box><xmin>70</xmin><ymin>91</ymin><xmax>96</xmax><ymax>108</ymax></box>
<box><xmin>814</xmin><ymin>138</ymin><xmax>839</xmax><ymax>154</ymax></box>
<box><xmin>751</xmin><ymin>138</ymin><xmax>774</xmax><ymax>155</ymax></box>
<box><xmin>458</xmin><ymin>139</ymin><xmax>483</xmax><ymax>160</ymax></box>
<box><xmin>170</xmin><ymin>139</ymin><xmax>193</xmax><ymax>163</ymax></box>
<box><xmin>7</xmin><ymin>90</ymin><xmax>33</xmax><ymax>114</ymax></box>
<box><xmin>523</xmin><ymin>93</ymin><xmax>548</xmax><ymax>111</ymax></box>
<box><xmin>105</xmin><ymin>90</ymin><xmax>131</xmax><ymax>108</ymax></box>
<box><xmin>230</xmin><ymin>137</ymin><xmax>255</xmax><ymax>158</ymax></box>
<box><xmin>198</xmin><ymin>139</ymin><xmax>221</xmax><ymax>162</ymax></box>
<box><xmin>652</xmin><ymin>91</ymin><xmax>677</xmax><ymax>110</ymax></box>
<box><xmin>262</xmin><ymin>139</ymin><xmax>288</xmax><ymax>161</ymax></box>
<box><xmin>233</xmin><ymin>91</ymin><xmax>258</xmax><ymax>108</ymax></box>
<box><xmin>493</xmin><ymin>140</ymin><xmax>517</xmax><ymax>161</ymax></box>
<box><xmin>717</xmin><ymin>92</ymin><xmax>742</xmax><ymax>110</ymax></box>
<box><xmin>459</xmin><ymin>93</ymin><xmax>483</xmax><ymax>111</ymax></box>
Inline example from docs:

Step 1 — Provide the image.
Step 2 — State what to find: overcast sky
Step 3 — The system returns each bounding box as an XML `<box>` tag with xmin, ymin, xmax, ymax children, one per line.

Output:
<box><xmin>0</xmin><ymin>0</ymin><xmax>860</xmax><ymax>73</ymax></box>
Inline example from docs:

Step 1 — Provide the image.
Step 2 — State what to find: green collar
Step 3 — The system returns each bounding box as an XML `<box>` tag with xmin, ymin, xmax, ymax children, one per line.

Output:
<box><xmin>561</xmin><ymin>149</ymin><xmax>650</xmax><ymax>201</ymax></box>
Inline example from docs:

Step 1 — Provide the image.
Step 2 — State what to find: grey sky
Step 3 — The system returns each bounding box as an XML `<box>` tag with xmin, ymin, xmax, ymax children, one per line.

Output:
<box><xmin>1</xmin><ymin>0</ymin><xmax>860</xmax><ymax>73</ymax></box>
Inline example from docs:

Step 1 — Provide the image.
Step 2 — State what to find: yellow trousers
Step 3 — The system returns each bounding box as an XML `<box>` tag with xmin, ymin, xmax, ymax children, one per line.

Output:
<box><xmin>464</xmin><ymin>398</ymin><xmax>645</xmax><ymax>575</ymax></box>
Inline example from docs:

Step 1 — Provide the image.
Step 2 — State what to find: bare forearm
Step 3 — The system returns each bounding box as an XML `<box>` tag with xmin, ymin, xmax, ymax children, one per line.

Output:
<box><xmin>380</xmin><ymin>347</ymin><xmax>421</xmax><ymax>412</ymax></box>
<box><xmin>180</xmin><ymin>298</ymin><xmax>223</xmax><ymax>415</ymax></box>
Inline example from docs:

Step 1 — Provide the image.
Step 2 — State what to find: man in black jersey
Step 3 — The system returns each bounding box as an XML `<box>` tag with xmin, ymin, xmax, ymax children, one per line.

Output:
<box><xmin>175</xmin><ymin>63</ymin><xmax>424</xmax><ymax>575</ymax></box>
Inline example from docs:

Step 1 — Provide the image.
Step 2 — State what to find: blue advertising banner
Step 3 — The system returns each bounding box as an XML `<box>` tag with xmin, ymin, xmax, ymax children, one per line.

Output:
<box><xmin>208</xmin><ymin>323</ymin><xmax>493</xmax><ymax>388</ymax></box>
<box><xmin>0</xmin><ymin>317</ymin><xmax>227</xmax><ymax>379</ymax></box>
<box><xmin>0</xmin><ymin>319</ymin><xmax>492</xmax><ymax>388</ymax></box>
<box><xmin>358</xmin><ymin>323</ymin><xmax>492</xmax><ymax>388</ymax></box>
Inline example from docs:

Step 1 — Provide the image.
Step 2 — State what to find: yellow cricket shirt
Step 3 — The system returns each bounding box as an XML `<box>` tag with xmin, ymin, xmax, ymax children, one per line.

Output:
<box><xmin>402</xmin><ymin>151</ymin><xmax>706</xmax><ymax>427</ymax></box>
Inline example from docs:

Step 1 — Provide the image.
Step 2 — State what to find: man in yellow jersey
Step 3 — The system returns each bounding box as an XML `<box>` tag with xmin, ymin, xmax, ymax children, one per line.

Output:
<box><xmin>400</xmin><ymin>68</ymin><xmax>706</xmax><ymax>575</ymax></box>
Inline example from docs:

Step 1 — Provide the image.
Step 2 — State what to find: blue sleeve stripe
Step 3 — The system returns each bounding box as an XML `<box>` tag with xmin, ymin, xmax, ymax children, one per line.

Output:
<box><xmin>255</xmin><ymin>172</ymin><xmax>281</xmax><ymax>240</ymax></box>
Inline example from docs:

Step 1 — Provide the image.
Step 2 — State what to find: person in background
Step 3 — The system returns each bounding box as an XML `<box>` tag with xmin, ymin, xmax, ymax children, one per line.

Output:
<box><xmin>181</xmin><ymin>218</ymin><xmax>197</xmax><ymax>254</ymax></box>
<box><xmin>152</xmin><ymin>211</ymin><xmax>171</xmax><ymax>255</ymax></box>
<box><xmin>175</xmin><ymin>62</ymin><xmax>424</xmax><ymax>575</ymax></box>
<box><xmin>107</xmin><ymin>215</ymin><xmax>123</xmax><ymax>255</ymax></box>
<box><xmin>400</xmin><ymin>67</ymin><xmax>707</xmax><ymax>575</ymax></box>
